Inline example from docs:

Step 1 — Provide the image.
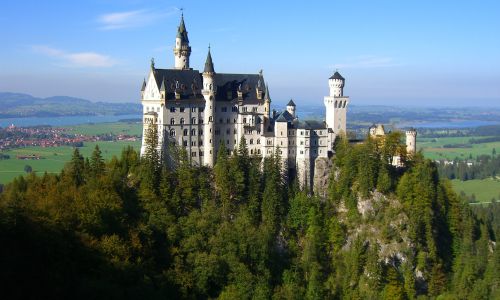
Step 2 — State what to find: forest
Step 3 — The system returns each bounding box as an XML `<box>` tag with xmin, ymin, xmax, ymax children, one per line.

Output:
<box><xmin>0</xmin><ymin>127</ymin><xmax>499</xmax><ymax>299</ymax></box>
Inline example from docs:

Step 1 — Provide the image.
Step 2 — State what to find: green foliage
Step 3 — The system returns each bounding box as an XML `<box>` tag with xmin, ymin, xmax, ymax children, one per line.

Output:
<box><xmin>0</xmin><ymin>134</ymin><xmax>499</xmax><ymax>299</ymax></box>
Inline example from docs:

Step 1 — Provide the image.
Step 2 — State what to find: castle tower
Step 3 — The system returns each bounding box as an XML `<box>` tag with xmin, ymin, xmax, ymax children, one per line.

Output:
<box><xmin>286</xmin><ymin>99</ymin><xmax>296</xmax><ymax>118</ymax></box>
<box><xmin>173</xmin><ymin>13</ymin><xmax>191</xmax><ymax>70</ymax></box>
<box><xmin>202</xmin><ymin>46</ymin><xmax>216</xmax><ymax>166</ymax></box>
<box><xmin>406</xmin><ymin>128</ymin><xmax>417</xmax><ymax>155</ymax></box>
<box><xmin>324</xmin><ymin>71</ymin><xmax>349</xmax><ymax>133</ymax></box>
<box><xmin>264</xmin><ymin>83</ymin><xmax>271</xmax><ymax>121</ymax></box>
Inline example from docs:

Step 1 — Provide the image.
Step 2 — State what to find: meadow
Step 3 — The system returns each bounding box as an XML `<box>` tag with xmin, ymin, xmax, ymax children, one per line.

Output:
<box><xmin>417</xmin><ymin>136</ymin><xmax>499</xmax><ymax>160</ymax></box>
<box><xmin>0</xmin><ymin>122</ymin><xmax>142</xmax><ymax>185</ymax></box>
<box><xmin>451</xmin><ymin>178</ymin><xmax>500</xmax><ymax>203</ymax></box>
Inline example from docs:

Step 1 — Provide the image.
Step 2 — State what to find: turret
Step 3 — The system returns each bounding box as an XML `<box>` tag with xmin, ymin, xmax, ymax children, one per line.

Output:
<box><xmin>286</xmin><ymin>99</ymin><xmax>296</xmax><ymax>118</ymax></box>
<box><xmin>406</xmin><ymin>128</ymin><xmax>417</xmax><ymax>156</ymax></box>
<box><xmin>324</xmin><ymin>70</ymin><xmax>349</xmax><ymax>133</ymax></box>
<box><xmin>328</xmin><ymin>71</ymin><xmax>345</xmax><ymax>97</ymax></box>
<box><xmin>264</xmin><ymin>83</ymin><xmax>271</xmax><ymax>120</ymax></box>
<box><xmin>202</xmin><ymin>46</ymin><xmax>216</xmax><ymax>166</ymax></box>
<box><xmin>173</xmin><ymin>13</ymin><xmax>191</xmax><ymax>70</ymax></box>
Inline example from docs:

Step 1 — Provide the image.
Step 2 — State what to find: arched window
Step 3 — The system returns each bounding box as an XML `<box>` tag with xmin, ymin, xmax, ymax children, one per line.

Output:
<box><xmin>170</xmin><ymin>118</ymin><xmax>175</xmax><ymax>125</ymax></box>
<box><xmin>183</xmin><ymin>129</ymin><xmax>188</xmax><ymax>136</ymax></box>
<box><xmin>191</xmin><ymin>117</ymin><xmax>196</xmax><ymax>124</ymax></box>
<box><xmin>191</xmin><ymin>129</ymin><xmax>196</xmax><ymax>136</ymax></box>
<box><xmin>257</xmin><ymin>149</ymin><xmax>261</xmax><ymax>154</ymax></box>
<box><xmin>169</xmin><ymin>129</ymin><xmax>176</xmax><ymax>137</ymax></box>
<box><xmin>180</xmin><ymin>117</ymin><xmax>185</xmax><ymax>125</ymax></box>
<box><xmin>250</xmin><ymin>139</ymin><xmax>254</xmax><ymax>145</ymax></box>
<box><xmin>209</xmin><ymin>116</ymin><xmax>213</xmax><ymax>122</ymax></box>
<box><xmin>257</xmin><ymin>139</ymin><xmax>261</xmax><ymax>144</ymax></box>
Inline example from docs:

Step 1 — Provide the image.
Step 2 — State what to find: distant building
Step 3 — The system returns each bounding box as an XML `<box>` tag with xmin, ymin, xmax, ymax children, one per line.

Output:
<box><xmin>140</xmin><ymin>14</ymin><xmax>351</xmax><ymax>189</ymax></box>
<box><xmin>368</xmin><ymin>124</ymin><xmax>417</xmax><ymax>166</ymax></box>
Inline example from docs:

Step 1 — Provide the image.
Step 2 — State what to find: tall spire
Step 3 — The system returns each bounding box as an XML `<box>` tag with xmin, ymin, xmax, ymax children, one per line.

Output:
<box><xmin>265</xmin><ymin>83</ymin><xmax>271</xmax><ymax>102</ymax></box>
<box><xmin>204</xmin><ymin>45</ymin><xmax>214</xmax><ymax>73</ymax></box>
<box><xmin>176</xmin><ymin>12</ymin><xmax>189</xmax><ymax>43</ymax></box>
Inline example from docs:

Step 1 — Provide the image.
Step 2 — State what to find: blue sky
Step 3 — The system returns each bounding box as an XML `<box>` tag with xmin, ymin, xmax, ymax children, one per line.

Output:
<box><xmin>1</xmin><ymin>0</ymin><xmax>499</xmax><ymax>107</ymax></box>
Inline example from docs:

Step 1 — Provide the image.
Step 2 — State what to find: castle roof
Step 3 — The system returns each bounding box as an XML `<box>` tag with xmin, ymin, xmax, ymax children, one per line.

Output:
<box><xmin>204</xmin><ymin>47</ymin><xmax>214</xmax><ymax>73</ymax></box>
<box><xmin>141</xmin><ymin>78</ymin><xmax>146</xmax><ymax>91</ymax></box>
<box><xmin>274</xmin><ymin>110</ymin><xmax>294</xmax><ymax>122</ymax></box>
<box><xmin>295</xmin><ymin>120</ymin><xmax>326</xmax><ymax>130</ymax></box>
<box><xmin>151</xmin><ymin>68</ymin><xmax>265</xmax><ymax>103</ymax></box>
<box><xmin>287</xmin><ymin>99</ymin><xmax>296</xmax><ymax>107</ymax></box>
<box><xmin>176</xmin><ymin>14</ymin><xmax>189</xmax><ymax>43</ymax></box>
<box><xmin>329</xmin><ymin>71</ymin><xmax>344</xmax><ymax>80</ymax></box>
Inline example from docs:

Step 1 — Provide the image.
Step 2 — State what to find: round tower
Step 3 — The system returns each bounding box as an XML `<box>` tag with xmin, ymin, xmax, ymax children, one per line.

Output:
<box><xmin>264</xmin><ymin>83</ymin><xmax>271</xmax><ymax>121</ymax></box>
<box><xmin>329</xmin><ymin>71</ymin><xmax>345</xmax><ymax>97</ymax></box>
<box><xmin>406</xmin><ymin>128</ymin><xmax>417</xmax><ymax>155</ymax></box>
<box><xmin>173</xmin><ymin>13</ymin><xmax>191</xmax><ymax>70</ymax></box>
<box><xmin>286</xmin><ymin>99</ymin><xmax>296</xmax><ymax>118</ymax></box>
<box><xmin>324</xmin><ymin>70</ymin><xmax>349</xmax><ymax>133</ymax></box>
<box><xmin>202</xmin><ymin>46</ymin><xmax>216</xmax><ymax>166</ymax></box>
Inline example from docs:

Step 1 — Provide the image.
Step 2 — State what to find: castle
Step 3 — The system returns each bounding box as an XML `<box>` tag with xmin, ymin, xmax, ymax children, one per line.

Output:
<box><xmin>140</xmin><ymin>14</ymin><xmax>415</xmax><ymax>190</ymax></box>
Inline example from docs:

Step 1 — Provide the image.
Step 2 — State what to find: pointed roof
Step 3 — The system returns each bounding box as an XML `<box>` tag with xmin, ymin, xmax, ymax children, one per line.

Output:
<box><xmin>287</xmin><ymin>99</ymin><xmax>296</xmax><ymax>107</ymax></box>
<box><xmin>265</xmin><ymin>83</ymin><xmax>271</xmax><ymax>102</ymax></box>
<box><xmin>329</xmin><ymin>71</ymin><xmax>344</xmax><ymax>80</ymax></box>
<box><xmin>141</xmin><ymin>78</ymin><xmax>146</xmax><ymax>91</ymax></box>
<box><xmin>176</xmin><ymin>13</ymin><xmax>189</xmax><ymax>43</ymax></box>
<box><xmin>204</xmin><ymin>46</ymin><xmax>215</xmax><ymax>73</ymax></box>
<box><xmin>160</xmin><ymin>78</ymin><xmax>166</xmax><ymax>92</ymax></box>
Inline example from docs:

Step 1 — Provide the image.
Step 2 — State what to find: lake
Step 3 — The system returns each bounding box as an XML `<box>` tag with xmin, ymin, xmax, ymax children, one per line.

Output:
<box><xmin>0</xmin><ymin>114</ymin><xmax>141</xmax><ymax>128</ymax></box>
<box><xmin>401</xmin><ymin>120</ymin><xmax>500</xmax><ymax>129</ymax></box>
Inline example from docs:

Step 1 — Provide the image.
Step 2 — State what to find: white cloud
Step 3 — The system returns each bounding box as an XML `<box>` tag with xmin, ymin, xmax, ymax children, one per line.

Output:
<box><xmin>333</xmin><ymin>55</ymin><xmax>402</xmax><ymax>69</ymax></box>
<box><xmin>32</xmin><ymin>45</ymin><xmax>117</xmax><ymax>67</ymax></box>
<box><xmin>97</xmin><ymin>8</ymin><xmax>176</xmax><ymax>30</ymax></box>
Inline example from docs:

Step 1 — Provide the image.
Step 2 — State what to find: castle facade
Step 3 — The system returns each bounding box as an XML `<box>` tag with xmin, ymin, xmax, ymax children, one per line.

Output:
<box><xmin>140</xmin><ymin>14</ymin><xmax>349</xmax><ymax>189</ymax></box>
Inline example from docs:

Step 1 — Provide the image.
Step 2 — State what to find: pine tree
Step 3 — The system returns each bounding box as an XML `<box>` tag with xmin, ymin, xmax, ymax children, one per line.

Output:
<box><xmin>90</xmin><ymin>144</ymin><xmax>105</xmax><ymax>177</ymax></box>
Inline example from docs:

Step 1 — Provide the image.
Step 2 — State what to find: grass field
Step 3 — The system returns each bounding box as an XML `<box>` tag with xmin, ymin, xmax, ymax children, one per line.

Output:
<box><xmin>418</xmin><ymin>136</ymin><xmax>499</xmax><ymax>160</ymax></box>
<box><xmin>0</xmin><ymin>140</ymin><xmax>141</xmax><ymax>185</ymax></box>
<box><xmin>451</xmin><ymin>178</ymin><xmax>500</xmax><ymax>203</ymax></box>
<box><xmin>0</xmin><ymin>121</ymin><xmax>143</xmax><ymax>185</ymax></box>
<box><xmin>66</xmin><ymin>122</ymin><xmax>142</xmax><ymax>136</ymax></box>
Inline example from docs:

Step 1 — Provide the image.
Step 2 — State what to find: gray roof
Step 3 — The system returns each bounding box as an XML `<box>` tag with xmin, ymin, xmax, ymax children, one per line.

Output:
<box><xmin>151</xmin><ymin>68</ymin><xmax>265</xmax><ymax>103</ymax></box>
<box><xmin>287</xmin><ymin>99</ymin><xmax>296</xmax><ymax>106</ymax></box>
<box><xmin>176</xmin><ymin>14</ymin><xmax>189</xmax><ymax>43</ymax></box>
<box><xmin>273</xmin><ymin>110</ymin><xmax>294</xmax><ymax>122</ymax></box>
<box><xmin>329</xmin><ymin>71</ymin><xmax>344</xmax><ymax>80</ymax></box>
<box><xmin>265</xmin><ymin>84</ymin><xmax>271</xmax><ymax>102</ymax></box>
<box><xmin>141</xmin><ymin>78</ymin><xmax>146</xmax><ymax>91</ymax></box>
<box><xmin>204</xmin><ymin>48</ymin><xmax>214</xmax><ymax>73</ymax></box>
<box><xmin>295</xmin><ymin>120</ymin><xmax>325</xmax><ymax>130</ymax></box>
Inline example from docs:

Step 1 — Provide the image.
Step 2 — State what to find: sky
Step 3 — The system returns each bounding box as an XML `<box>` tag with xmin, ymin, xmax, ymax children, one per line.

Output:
<box><xmin>1</xmin><ymin>0</ymin><xmax>499</xmax><ymax>107</ymax></box>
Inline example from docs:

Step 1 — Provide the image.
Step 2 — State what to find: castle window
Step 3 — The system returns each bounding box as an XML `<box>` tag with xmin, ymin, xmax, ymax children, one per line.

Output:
<box><xmin>180</xmin><ymin>118</ymin><xmax>185</xmax><ymax>124</ymax></box>
<box><xmin>300</xmin><ymin>131</ymin><xmax>304</xmax><ymax>135</ymax></box>
<box><xmin>191</xmin><ymin>129</ymin><xmax>196</xmax><ymax>136</ymax></box>
<box><xmin>233</xmin><ymin>119</ymin><xmax>236</xmax><ymax>123</ymax></box>
<box><xmin>257</xmin><ymin>149</ymin><xmax>261</xmax><ymax>155</ymax></box>
<box><xmin>180</xmin><ymin>107</ymin><xmax>185</xmax><ymax>112</ymax></box>
<box><xmin>226</xmin><ymin>129</ymin><xmax>230</xmax><ymax>135</ymax></box>
<box><xmin>232</xmin><ymin>106</ymin><xmax>238</xmax><ymax>112</ymax></box>
<box><xmin>250</xmin><ymin>139</ymin><xmax>254</xmax><ymax>145</ymax></box>
<box><xmin>219</xmin><ymin>118</ymin><xmax>223</xmax><ymax>124</ymax></box>
<box><xmin>300</xmin><ymin>150</ymin><xmax>304</xmax><ymax>154</ymax></box>
<box><xmin>250</xmin><ymin>149</ymin><xmax>253</xmax><ymax>155</ymax></box>
<box><xmin>170</xmin><ymin>118</ymin><xmax>175</xmax><ymax>125</ymax></box>
<box><xmin>215</xmin><ymin>129</ymin><xmax>220</xmax><ymax>135</ymax></box>
<box><xmin>200</xmin><ymin>141</ymin><xmax>203</xmax><ymax>146</ymax></box>
<box><xmin>199</xmin><ymin>151</ymin><xmax>204</xmax><ymax>156</ymax></box>
<box><xmin>256</xmin><ymin>117</ymin><xmax>261</xmax><ymax>124</ymax></box>
<box><xmin>209</xmin><ymin>116</ymin><xmax>213</xmax><ymax>122</ymax></box>
<box><xmin>221</xmin><ymin>107</ymin><xmax>227</xmax><ymax>112</ymax></box>
<box><xmin>191</xmin><ymin>141</ymin><xmax>196</xmax><ymax>146</ymax></box>
<box><xmin>253</xmin><ymin>107</ymin><xmax>257</xmax><ymax>112</ymax></box>
<box><xmin>243</xmin><ymin>118</ymin><xmax>247</xmax><ymax>124</ymax></box>
<box><xmin>191</xmin><ymin>152</ymin><xmax>197</xmax><ymax>157</ymax></box>
<box><xmin>200</xmin><ymin>119</ymin><xmax>204</xmax><ymax>124</ymax></box>
<box><xmin>227</xmin><ymin>139</ymin><xmax>230</xmax><ymax>144</ymax></box>
<box><xmin>183</xmin><ymin>129</ymin><xmax>188</xmax><ymax>136</ymax></box>
<box><xmin>191</xmin><ymin>117</ymin><xmax>196</xmax><ymax>124</ymax></box>
<box><xmin>191</xmin><ymin>107</ymin><xmax>196</xmax><ymax>112</ymax></box>
<box><xmin>199</xmin><ymin>107</ymin><xmax>205</xmax><ymax>112</ymax></box>
<box><xmin>242</xmin><ymin>107</ymin><xmax>248</xmax><ymax>112</ymax></box>
<box><xmin>300</xmin><ymin>141</ymin><xmax>304</xmax><ymax>145</ymax></box>
<box><xmin>306</xmin><ymin>131</ymin><xmax>309</xmax><ymax>136</ymax></box>
<box><xmin>169</xmin><ymin>129</ymin><xmax>176</xmax><ymax>137</ymax></box>
<box><xmin>280</xmin><ymin>141</ymin><xmax>283</xmax><ymax>146</ymax></box>
<box><xmin>257</xmin><ymin>139</ymin><xmax>260</xmax><ymax>144</ymax></box>
<box><xmin>234</xmin><ymin>129</ymin><xmax>237</xmax><ymax>134</ymax></box>
<box><xmin>183</xmin><ymin>140</ymin><xmax>188</xmax><ymax>147</ymax></box>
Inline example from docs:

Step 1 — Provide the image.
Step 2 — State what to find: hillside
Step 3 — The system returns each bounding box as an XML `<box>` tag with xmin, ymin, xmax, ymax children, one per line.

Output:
<box><xmin>0</xmin><ymin>132</ymin><xmax>498</xmax><ymax>299</ymax></box>
<box><xmin>0</xmin><ymin>92</ymin><xmax>141</xmax><ymax>118</ymax></box>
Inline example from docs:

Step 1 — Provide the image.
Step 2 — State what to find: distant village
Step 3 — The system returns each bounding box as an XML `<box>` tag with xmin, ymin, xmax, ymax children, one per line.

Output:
<box><xmin>0</xmin><ymin>124</ymin><xmax>138</xmax><ymax>157</ymax></box>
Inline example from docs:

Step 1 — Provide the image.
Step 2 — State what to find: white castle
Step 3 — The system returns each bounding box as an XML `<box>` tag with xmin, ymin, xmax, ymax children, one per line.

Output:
<box><xmin>140</xmin><ymin>14</ymin><xmax>415</xmax><ymax>190</ymax></box>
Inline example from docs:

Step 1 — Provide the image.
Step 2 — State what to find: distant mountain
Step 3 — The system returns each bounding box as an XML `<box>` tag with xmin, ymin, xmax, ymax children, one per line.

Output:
<box><xmin>0</xmin><ymin>92</ymin><xmax>141</xmax><ymax>118</ymax></box>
